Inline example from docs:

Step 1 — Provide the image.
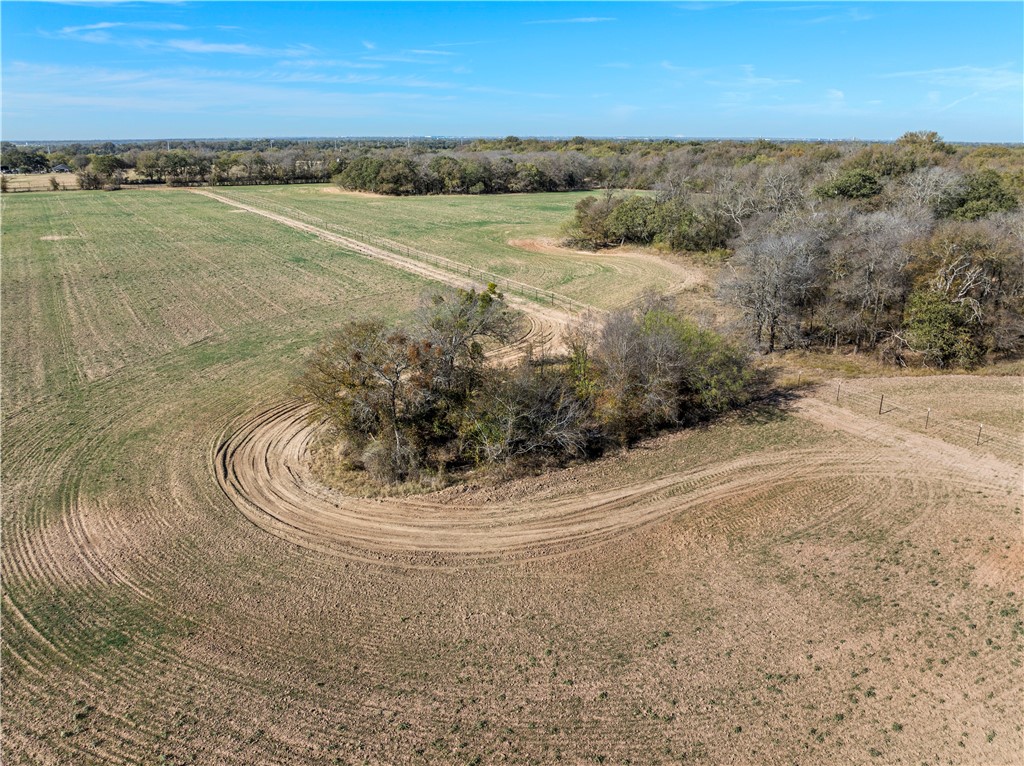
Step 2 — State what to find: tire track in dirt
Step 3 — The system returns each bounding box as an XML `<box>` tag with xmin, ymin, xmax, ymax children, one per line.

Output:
<box><xmin>216</xmin><ymin>398</ymin><xmax>1019</xmax><ymax>570</ymax></box>
<box><xmin>195</xmin><ymin>188</ymin><xmax>1020</xmax><ymax>569</ymax></box>
<box><xmin>191</xmin><ymin>189</ymin><xmax>575</xmax><ymax>353</ymax></box>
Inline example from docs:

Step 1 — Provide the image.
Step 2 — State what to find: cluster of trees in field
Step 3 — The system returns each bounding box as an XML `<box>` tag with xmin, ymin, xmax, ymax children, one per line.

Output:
<box><xmin>561</xmin><ymin>133</ymin><xmax>1024</xmax><ymax>368</ymax></box>
<box><xmin>296</xmin><ymin>286</ymin><xmax>752</xmax><ymax>484</ymax></box>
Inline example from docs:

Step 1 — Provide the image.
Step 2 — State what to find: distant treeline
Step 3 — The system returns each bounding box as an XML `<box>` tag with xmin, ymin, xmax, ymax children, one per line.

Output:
<box><xmin>5</xmin><ymin>133</ymin><xmax>1021</xmax><ymax>199</ymax></box>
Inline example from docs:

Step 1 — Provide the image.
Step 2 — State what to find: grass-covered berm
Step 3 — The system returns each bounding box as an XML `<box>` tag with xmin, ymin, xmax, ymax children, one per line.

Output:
<box><xmin>2</xmin><ymin>186</ymin><xmax>1021</xmax><ymax>765</ymax></box>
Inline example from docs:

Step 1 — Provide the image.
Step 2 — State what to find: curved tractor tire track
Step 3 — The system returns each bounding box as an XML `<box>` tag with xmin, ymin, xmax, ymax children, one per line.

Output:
<box><xmin>216</xmin><ymin>398</ymin><xmax>1019</xmax><ymax>570</ymax></box>
<box><xmin>195</xmin><ymin>188</ymin><xmax>1021</xmax><ymax>569</ymax></box>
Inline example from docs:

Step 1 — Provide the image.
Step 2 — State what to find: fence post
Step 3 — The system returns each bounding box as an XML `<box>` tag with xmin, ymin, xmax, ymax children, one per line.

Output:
<box><xmin>879</xmin><ymin>394</ymin><xmax>884</xmax><ymax>415</ymax></box>
<box><xmin>925</xmin><ymin>408</ymin><xmax>930</xmax><ymax>429</ymax></box>
<box><xmin>977</xmin><ymin>425</ymin><xmax>983</xmax><ymax>445</ymax></box>
<box><xmin>836</xmin><ymin>381</ymin><xmax>842</xmax><ymax>402</ymax></box>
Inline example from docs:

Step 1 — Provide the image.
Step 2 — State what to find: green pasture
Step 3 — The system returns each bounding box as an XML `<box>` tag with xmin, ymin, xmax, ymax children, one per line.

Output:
<box><xmin>208</xmin><ymin>185</ymin><xmax>679</xmax><ymax>308</ymax></box>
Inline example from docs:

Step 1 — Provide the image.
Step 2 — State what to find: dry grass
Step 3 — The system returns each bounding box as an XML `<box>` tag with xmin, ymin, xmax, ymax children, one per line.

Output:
<box><xmin>3</xmin><ymin>172</ymin><xmax>80</xmax><ymax>192</ymax></box>
<box><xmin>2</xmin><ymin>187</ymin><xmax>1021</xmax><ymax>766</ymax></box>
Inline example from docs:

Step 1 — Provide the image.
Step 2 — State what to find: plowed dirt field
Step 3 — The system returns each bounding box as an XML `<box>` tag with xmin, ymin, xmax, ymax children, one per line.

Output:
<box><xmin>3</xmin><ymin>187</ymin><xmax>1021</xmax><ymax>766</ymax></box>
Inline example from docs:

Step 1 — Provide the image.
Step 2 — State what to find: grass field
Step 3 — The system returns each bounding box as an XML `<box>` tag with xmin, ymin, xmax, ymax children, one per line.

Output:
<box><xmin>207</xmin><ymin>185</ymin><xmax>703</xmax><ymax>310</ymax></box>
<box><xmin>2</xmin><ymin>187</ymin><xmax>1022</xmax><ymax>765</ymax></box>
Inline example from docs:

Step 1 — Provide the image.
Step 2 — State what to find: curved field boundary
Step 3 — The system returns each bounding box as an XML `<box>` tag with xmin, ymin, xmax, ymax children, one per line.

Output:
<box><xmin>215</xmin><ymin>399</ymin><xmax>1019</xmax><ymax>570</ymax></box>
<box><xmin>191</xmin><ymin>189</ymin><xmax>591</xmax><ymax>316</ymax></box>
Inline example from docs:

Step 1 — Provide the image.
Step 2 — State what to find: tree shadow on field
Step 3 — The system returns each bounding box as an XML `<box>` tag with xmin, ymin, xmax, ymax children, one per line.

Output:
<box><xmin>739</xmin><ymin>367</ymin><xmax>806</xmax><ymax>425</ymax></box>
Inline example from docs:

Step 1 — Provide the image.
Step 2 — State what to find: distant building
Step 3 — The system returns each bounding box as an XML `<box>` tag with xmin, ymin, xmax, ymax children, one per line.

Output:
<box><xmin>51</xmin><ymin>164</ymin><xmax>73</xmax><ymax>173</ymax></box>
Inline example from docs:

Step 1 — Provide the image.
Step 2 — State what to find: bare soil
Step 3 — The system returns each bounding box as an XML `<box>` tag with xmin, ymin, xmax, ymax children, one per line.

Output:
<box><xmin>509</xmin><ymin>236</ymin><xmax>711</xmax><ymax>307</ymax></box>
<box><xmin>3</xmin><ymin>188</ymin><xmax>1021</xmax><ymax>766</ymax></box>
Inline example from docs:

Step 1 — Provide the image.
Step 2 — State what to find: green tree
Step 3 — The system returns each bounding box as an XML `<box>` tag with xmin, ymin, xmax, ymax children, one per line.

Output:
<box><xmin>935</xmin><ymin>169</ymin><xmax>1018</xmax><ymax>220</ymax></box>
<box><xmin>606</xmin><ymin>195</ymin><xmax>658</xmax><ymax>245</ymax></box>
<box><xmin>903</xmin><ymin>290</ymin><xmax>985</xmax><ymax>368</ymax></box>
<box><xmin>815</xmin><ymin>168</ymin><xmax>883</xmax><ymax>200</ymax></box>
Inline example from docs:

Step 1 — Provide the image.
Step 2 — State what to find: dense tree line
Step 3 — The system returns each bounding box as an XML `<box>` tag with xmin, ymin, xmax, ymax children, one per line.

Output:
<box><xmin>4</xmin><ymin>133</ymin><xmax>1020</xmax><ymax>204</ymax></box>
<box><xmin>556</xmin><ymin>133</ymin><xmax>1023</xmax><ymax>368</ymax></box>
<box><xmin>296</xmin><ymin>286</ymin><xmax>752</xmax><ymax>484</ymax></box>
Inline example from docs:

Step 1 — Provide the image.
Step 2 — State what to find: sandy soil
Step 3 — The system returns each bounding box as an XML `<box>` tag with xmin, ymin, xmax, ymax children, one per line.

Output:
<box><xmin>509</xmin><ymin>237</ymin><xmax>710</xmax><ymax>302</ymax></box>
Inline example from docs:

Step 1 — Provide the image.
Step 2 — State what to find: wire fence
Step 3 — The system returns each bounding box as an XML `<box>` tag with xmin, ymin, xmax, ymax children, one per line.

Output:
<box><xmin>823</xmin><ymin>379</ymin><xmax>1023</xmax><ymax>460</ymax></box>
<box><xmin>215</xmin><ymin>191</ymin><xmax>592</xmax><ymax>316</ymax></box>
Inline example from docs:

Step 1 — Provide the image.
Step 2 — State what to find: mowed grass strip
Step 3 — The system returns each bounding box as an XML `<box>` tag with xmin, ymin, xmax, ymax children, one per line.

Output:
<box><xmin>208</xmin><ymin>185</ymin><xmax>685</xmax><ymax>309</ymax></box>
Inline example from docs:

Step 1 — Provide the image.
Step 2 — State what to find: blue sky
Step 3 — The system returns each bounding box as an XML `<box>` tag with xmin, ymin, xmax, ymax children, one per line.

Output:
<box><xmin>2</xmin><ymin>1</ymin><xmax>1021</xmax><ymax>142</ymax></box>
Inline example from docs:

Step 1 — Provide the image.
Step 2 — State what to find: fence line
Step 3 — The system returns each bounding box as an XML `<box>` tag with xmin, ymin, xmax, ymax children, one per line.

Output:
<box><xmin>215</xmin><ymin>190</ymin><xmax>593</xmax><ymax>316</ymax></box>
<box><xmin>828</xmin><ymin>380</ymin><xmax>1022</xmax><ymax>458</ymax></box>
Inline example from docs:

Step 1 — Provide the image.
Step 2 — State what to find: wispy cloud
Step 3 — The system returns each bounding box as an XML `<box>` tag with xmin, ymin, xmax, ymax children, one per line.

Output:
<box><xmin>362</xmin><ymin>49</ymin><xmax>459</xmax><ymax>65</ymax></box>
<box><xmin>2</xmin><ymin>60</ymin><xmax>457</xmax><ymax>121</ymax></box>
<box><xmin>33</xmin><ymin>0</ymin><xmax>186</xmax><ymax>4</ymax></box>
<box><xmin>524</xmin><ymin>17</ymin><xmax>616</xmax><ymax>25</ymax></box>
<box><xmin>881</xmin><ymin>64</ymin><xmax>1021</xmax><ymax>92</ymax></box>
<box><xmin>804</xmin><ymin>8</ymin><xmax>873</xmax><ymax>25</ymax></box>
<box><xmin>706</xmin><ymin>64</ymin><xmax>800</xmax><ymax>89</ymax></box>
<box><xmin>167</xmin><ymin>39</ymin><xmax>274</xmax><ymax>55</ymax></box>
<box><xmin>660</xmin><ymin>61</ymin><xmax>707</xmax><ymax>76</ymax></box>
<box><xmin>361</xmin><ymin>40</ymin><xmax>376</xmax><ymax>50</ymax></box>
<box><xmin>278</xmin><ymin>58</ymin><xmax>384</xmax><ymax>70</ymax></box>
<box><xmin>52</xmin><ymin>21</ymin><xmax>316</xmax><ymax>58</ymax></box>
<box><xmin>675</xmin><ymin>2</ymin><xmax>739</xmax><ymax>11</ymax></box>
<box><xmin>59</xmin><ymin>21</ymin><xmax>188</xmax><ymax>34</ymax></box>
<box><xmin>431</xmin><ymin>40</ymin><xmax>490</xmax><ymax>49</ymax></box>
<box><xmin>721</xmin><ymin>87</ymin><xmax>866</xmax><ymax>118</ymax></box>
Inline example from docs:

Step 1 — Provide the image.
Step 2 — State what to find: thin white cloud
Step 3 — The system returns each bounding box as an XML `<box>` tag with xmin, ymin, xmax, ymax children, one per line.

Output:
<box><xmin>675</xmin><ymin>2</ymin><xmax>739</xmax><ymax>11</ymax></box>
<box><xmin>524</xmin><ymin>17</ymin><xmax>616</xmax><ymax>25</ymax></box>
<box><xmin>167</xmin><ymin>39</ymin><xmax>269</xmax><ymax>55</ymax></box>
<box><xmin>59</xmin><ymin>21</ymin><xmax>188</xmax><ymax>33</ymax></box>
<box><xmin>706</xmin><ymin>65</ymin><xmax>800</xmax><ymax>89</ymax></box>
<box><xmin>279</xmin><ymin>58</ymin><xmax>384</xmax><ymax>70</ymax></box>
<box><xmin>661</xmin><ymin>61</ymin><xmax>707</xmax><ymax>77</ymax></box>
<box><xmin>407</xmin><ymin>50</ymin><xmax>454</xmax><ymax>56</ymax></box>
<box><xmin>881</xmin><ymin>64</ymin><xmax>1021</xmax><ymax>92</ymax></box>
<box><xmin>804</xmin><ymin>8</ymin><xmax>874</xmax><ymax>25</ymax></box>
<box><xmin>164</xmin><ymin>39</ymin><xmax>314</xmax><ymax>57</ymax></box>
<box><xmin>431</xmin><ymin>40</ymin><xmax>490</xmax><ymax>49</ymax></box>
<box><xmin>361</xmin><ymin>40</ymin><xmax>376</xmax><ymax>50</ymax></box>
<box><xmin>32</xmin><ymin>0</ymin><xmax>186</xmax><ymax>4</ymax></box>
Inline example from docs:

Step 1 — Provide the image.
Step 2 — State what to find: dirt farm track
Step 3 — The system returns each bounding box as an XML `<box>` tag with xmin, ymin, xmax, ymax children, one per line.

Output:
<box><xmin>2</xmin><ymin>187</ymin><xmax>1022</xmax><ymax>765</ymax></box>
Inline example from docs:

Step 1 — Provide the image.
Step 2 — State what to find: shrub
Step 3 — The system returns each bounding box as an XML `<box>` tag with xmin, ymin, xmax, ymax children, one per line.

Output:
<box><xmin>815</xmin><ymin>168</ymin><xmax>883</xmax><ymax>200</ymax></box>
